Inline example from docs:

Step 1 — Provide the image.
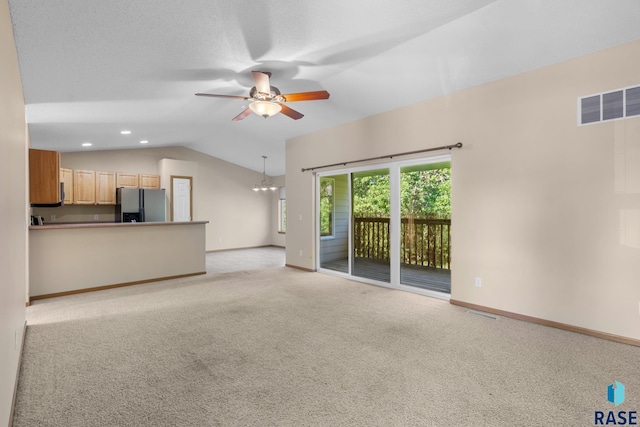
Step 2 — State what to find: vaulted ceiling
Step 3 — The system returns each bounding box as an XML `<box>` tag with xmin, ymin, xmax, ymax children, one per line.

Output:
<box><xmin>9</xmin><ymin>0</ymin><xmax>640</xmax><ymax>175</ymax></box>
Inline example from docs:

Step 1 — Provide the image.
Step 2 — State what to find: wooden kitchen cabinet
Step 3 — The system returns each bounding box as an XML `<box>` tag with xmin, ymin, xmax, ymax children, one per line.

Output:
<box><xmin>139</xmin><ymin>174</ymin><xmax>160</xmax><ymax>189</ymax></box>
<box><xmin>73</xmin><ymin>170</ymin><xmax>96</xmax><ymax>205</ymax></box>
<box><xmin>60</xmin><ymin>168</ymin><xmax>74</xmax><ymax>205</ymax></box>
<box><xmin>116</xmin><ymin>172</ymin><xmax>139</xmax><ymax>188</ymax></box>
<box><xmin>29</xmin><ymin>149</ymin><xmax>61</xmax><ymax>205</ymax></box>
<box><xmin>95</xmin><ymin>171</ymin><xmax>116</xmax><ymax>205</ymax></box>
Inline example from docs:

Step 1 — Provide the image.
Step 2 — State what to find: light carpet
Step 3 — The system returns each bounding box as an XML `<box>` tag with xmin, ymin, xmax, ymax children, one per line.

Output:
<box><xmin>13</xmin><ymin>267</ymin><xmax>640</xmax><ymax>426</ymax></box>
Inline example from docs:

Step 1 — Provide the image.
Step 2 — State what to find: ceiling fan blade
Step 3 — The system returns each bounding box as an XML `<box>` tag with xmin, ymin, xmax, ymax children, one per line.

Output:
<box><xmin>195</xmin><ymin>93</ymin><xmax>249</xmax><ymax>100</ymax></box>
<box><xmin>279</xmin><ymin>104</ymin><xmax>304</xmax><ymax>120</ymax></box>
<box><xmin>252</xmin><ymin>71</ymin><xmax>272</xmax><ymax>95</ymax></box>
<box><xmin>232</xmin><ymin>108</ymin><xmax>252</xmax><ymax>121</ymax></box>
<box><xmin>281</xmin><ymin>90</ymin><xmax>330</xmax><ymax>102</ymax></box>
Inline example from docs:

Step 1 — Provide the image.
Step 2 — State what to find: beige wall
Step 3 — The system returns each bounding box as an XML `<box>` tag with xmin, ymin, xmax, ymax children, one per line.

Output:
<box><xmin>0</xmin><ymin>0</ymin><xmax>27</xmax><ymax>424</ymax></box>
<box><xmin>286</xmin><ymin>39</ymin><xmax>640</xmax><ymax>341</ymax></box>
<box><xmin>54</xmin><ymin>146</ymin><xmax>279</xmax><ymax>251</ymax></box>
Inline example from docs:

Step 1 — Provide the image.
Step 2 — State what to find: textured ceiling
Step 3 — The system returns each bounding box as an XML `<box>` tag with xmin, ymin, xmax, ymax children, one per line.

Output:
<box><xmin>9</xmin><ymin>0</ymin><xmax>640</xmax><ymax>175</ymax></box>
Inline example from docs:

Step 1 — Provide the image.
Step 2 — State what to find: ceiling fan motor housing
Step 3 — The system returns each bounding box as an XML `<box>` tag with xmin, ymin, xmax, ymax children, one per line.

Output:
<box><xmin>249</xmin><ymin>86</ymin><xmax>284</xmax><ymax>103</ymax></box>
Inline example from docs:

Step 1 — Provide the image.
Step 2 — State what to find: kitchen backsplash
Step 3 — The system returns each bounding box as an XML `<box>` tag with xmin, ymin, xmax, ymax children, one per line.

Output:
<box><xmin>31</xmin><ymin>204</ymin><xmax>116</xmax><ymax>224</ymax></box>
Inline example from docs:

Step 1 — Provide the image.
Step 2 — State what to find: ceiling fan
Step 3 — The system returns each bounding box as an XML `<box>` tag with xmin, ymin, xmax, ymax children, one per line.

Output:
<box><xmin>195</xmin><ymin>71</ymin><xmax>330</xmax><ymax>121</ymax></box>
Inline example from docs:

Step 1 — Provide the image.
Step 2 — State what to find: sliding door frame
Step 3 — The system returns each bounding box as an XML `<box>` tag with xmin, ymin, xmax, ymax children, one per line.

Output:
<box><xmin>315</xmin><ymin>153</ymin><xmax>451</xmax><ymax>300</ymax></box>
<box><xmin>316</xmin><ymin>168</ymin><xmax>353</xmax><ymax>279</ymax></box>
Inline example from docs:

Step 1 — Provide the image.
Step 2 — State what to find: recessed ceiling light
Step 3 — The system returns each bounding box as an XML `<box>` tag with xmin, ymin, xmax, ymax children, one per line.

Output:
<box><xmin>82</xmin><ymin>142</ymin><xmax>92</xmax><ymax>147</ymax></box>
<box><xmin>140</xmin><ymin>140</ymin><xmax>148</xmax><ymax>144</ymax></box>
<box><xmin>120</xmin><ymin>130</ymin><xmax>131</xmax><ymax>135</ymax></box>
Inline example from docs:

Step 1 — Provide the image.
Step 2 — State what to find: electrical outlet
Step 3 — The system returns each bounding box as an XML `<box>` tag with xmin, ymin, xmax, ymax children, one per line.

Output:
<box><xmin>218</xmin><ymin>237</ymin><xmax>222</xmax><ymax>242</ymax></box>
<box><xmin>50</xmin><ymin>215</ymin><xmax>56</xmax><ymax>221</ymax></box>
<box><xmin>93</xmin><ymin>214</ymin><xmax>99</xmax><ymax>220</ymax></box>
<box><xmin>298</xmin><ymin>213</ymin><xmax>302</xmax><ymax>221</ymax></box>
<box><xmin>299</xmin><ymin>249</ymin><xmax>303</xmax><ymax>256</ymax></box>
<box><xmin>475</xmin><ymin>277</ymin><xmax>482</xmax><ymax>287</ymax></box>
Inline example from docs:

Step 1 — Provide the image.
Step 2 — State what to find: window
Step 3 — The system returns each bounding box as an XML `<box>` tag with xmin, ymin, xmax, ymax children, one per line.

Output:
<box><xmin>278</xmin><ymin>199</ymin><xmax>286</xmax><ymax>233</ymax></box>
<box><xmin>277</xmin><ymin>186</ymin><xmax>286</xmax><ymax>233</ymax></box>
<box><xmin>320</xmin><ymin>177</ymin><xmax>334</xmax><ymax>237</ymax></box>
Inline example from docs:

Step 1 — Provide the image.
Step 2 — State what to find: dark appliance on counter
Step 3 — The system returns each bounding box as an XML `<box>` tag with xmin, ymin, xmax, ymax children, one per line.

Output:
<box><xmin>30</xmin><ymin>215</ymin><xmax>44</xmax><ymax>226</ymax></box>
<box><xmin>115</xmin><ymin>187</ymin><xmax>166</xmax><ymax>223</ymax></box>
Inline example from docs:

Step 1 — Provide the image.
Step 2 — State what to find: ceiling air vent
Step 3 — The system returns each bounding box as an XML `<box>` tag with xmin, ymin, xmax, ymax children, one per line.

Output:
<box><xmin>580</xmin><ymin>95</ymin><xmax>600</xmax><ymax>124</ymax></box>
<box><xmin>627</xmin><ymin>87</ymin><xmax>640</xmax><ymax>117</ymax></box>
<box><xmin>602</xmin><ymin>90</ymin><xmax>623</xmax><ymax>121</ymax></box>
<box><xmin>579</xmin><ymin>85</ymin><xmax>640</xmax><ymax>125</ymax></box>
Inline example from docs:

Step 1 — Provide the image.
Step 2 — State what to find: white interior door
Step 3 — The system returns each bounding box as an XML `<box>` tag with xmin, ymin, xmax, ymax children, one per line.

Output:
<box><xmin>172</xmin><ymin>177</ymin><xmax>191</xmax><ymax>222</ymax></box>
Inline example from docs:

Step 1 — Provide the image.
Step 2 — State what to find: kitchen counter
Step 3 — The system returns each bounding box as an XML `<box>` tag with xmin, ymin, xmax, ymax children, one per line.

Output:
<box><xmin>29</xmin><ymin>221</ymin><xmax>209</xmax><ymax>300</ymax></box>
<box><xmin>29</xmin><ymin>221</ymin><xmax>209</xmax><ymax>230</ymax></box>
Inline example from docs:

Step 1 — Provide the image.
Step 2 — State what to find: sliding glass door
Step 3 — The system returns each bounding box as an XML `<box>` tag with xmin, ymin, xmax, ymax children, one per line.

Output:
<box><xmin>399</xmin><ymin>162</ymin><xmax>452</xmax><ymax>294</ymax></box>
<box><xmin>317</xmin><ymin>155</ymin><xmax>451</xmax><ymax>297</ymax></box>
<box><xmin>351</xmin><ymin>169</ymin><xmax>391</xmax><ymax>283</ymax></box>
<box><xmin>318</xmin><ymin>174</ymin><xmax>350</xmax><ymax>273</ymax></box>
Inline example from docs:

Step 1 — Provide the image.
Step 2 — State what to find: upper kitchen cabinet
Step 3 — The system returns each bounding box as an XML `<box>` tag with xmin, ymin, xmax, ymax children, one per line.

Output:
<box><xmin>60</xmin><ymin>168</ymin><xmax>74</xmax><ymax>205</ymax></box>
<box><xmin>116</xmin><ymin>172</ymin><xmax>139</xmax><ymax>188</ymax></box>
<box><xmin>68</xmin><ymin>169</ymin><xmax>116</xmax><ymax>205</ymax></box>
<box><xmin>115</xmin><ymin>172</ymin><xmax>160</xmax><ymax>189</ymax></box>
<box><xmin>139</xmin><ymin>174</ymin><xmax>161</xmax><ymax>189</ymax></box>
<box><xmin>73</xmin><ymin>170</ymin><xmax>96</xmax><ymax>205</ymax></box>
<box><xmin>95</xmin><ymin>171</ymin><xmax>116</xmax><ymax>205</ymax></box>
<box><xmin>29</xmin><ymin>149</ymin><xmax>62</xmax><ymax>206</ymax></box>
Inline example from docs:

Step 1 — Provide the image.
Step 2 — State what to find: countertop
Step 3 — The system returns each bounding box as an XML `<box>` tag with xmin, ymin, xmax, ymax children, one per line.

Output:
<box><xmin>29</xmin><ymin>221</ymin><xmax>209</xmax><ymax>230</ymax></box>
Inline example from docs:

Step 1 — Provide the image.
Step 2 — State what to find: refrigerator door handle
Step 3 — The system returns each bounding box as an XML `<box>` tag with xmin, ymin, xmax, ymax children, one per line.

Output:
<box><xmin>139</xmin><ymin>188</ymin><xmax>144</xmax><ymax>222</ymax></box>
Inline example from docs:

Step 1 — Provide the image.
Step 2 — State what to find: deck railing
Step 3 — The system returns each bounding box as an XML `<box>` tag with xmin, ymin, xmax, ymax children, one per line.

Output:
<box><xmin>353</xmin><ymin>217</ymin><xmax>451</xmax><ymax>269</ymax></box>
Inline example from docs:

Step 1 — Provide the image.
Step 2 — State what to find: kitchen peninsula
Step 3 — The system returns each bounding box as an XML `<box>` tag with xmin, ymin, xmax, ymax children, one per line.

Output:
<box><xmin>29</xmin><ymin>221</ymin><xmax>208</xmax><ymax>301</ymax></box>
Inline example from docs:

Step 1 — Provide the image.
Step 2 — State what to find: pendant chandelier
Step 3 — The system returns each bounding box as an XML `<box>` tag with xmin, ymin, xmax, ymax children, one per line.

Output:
<box><xmin>253</xmin><ymin>155</ymin><xmax>277</xmax><ymax>191</ymax></box>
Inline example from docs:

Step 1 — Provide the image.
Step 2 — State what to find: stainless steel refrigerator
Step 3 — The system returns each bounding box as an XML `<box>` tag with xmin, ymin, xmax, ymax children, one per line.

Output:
<box><xmin>116</xmin><ymin>188</ymin><xmax>166</xmax><ymax>222</ymax></box>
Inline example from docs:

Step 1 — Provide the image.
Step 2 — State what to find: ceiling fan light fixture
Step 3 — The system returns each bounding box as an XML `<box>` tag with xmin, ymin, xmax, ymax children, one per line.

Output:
<box><xmin>196</xmin><ymin>71</ymin><xmax>328</xmax><ymax>121</ymax></box>
<box><xmin>249</xmin><ymin>100</ymin><xmax>282</xmax><ymax>118</ymax></box>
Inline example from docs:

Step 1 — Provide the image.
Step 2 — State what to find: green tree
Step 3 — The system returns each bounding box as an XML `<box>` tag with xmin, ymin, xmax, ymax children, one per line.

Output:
<box><xmin>400</xmin><ymin>169</ymin><xmax>450</xmax><ymax>219</ymax></box>
<box><xmin>351</xmin><ymin>168</ymin><xmax>450</xmax><ymax>219</ymax></box>
<box><xmin>319</xmin><ymin>177</ymin><xmax>334</xmax><ymax>235</ymax></box>
<box><xmin>352</xmin><ymin>173</ymin><xmax>390</xmax><ymax>217</ymax></box>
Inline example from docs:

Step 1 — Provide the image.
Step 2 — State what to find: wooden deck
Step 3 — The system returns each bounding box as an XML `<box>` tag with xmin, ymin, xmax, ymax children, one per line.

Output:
<box><xmin>321</xmin><ymin>257</ymin><xmax>451</xmax><ymax>294</ymax></box>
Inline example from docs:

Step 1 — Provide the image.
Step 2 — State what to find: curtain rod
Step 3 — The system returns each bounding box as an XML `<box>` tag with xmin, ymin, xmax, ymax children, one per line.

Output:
<box><xmin>301</xmin><ymin>142</ymin><xmax>463</xmax><ymax>172</ymax></box>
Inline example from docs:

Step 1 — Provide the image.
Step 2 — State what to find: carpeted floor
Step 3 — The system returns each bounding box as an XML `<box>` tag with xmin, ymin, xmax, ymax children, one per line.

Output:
<box><xmin>13</xmin><ymin>266</ymin><xmax>640</xmax><ymax>426</ymax></box>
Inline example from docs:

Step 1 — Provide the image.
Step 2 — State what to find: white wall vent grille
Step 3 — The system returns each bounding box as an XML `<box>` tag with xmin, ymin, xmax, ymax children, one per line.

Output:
<box><xmin>578</xmin><ymin>85</ymin><xmax>640</xmax><ymax>125</ymax></box>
